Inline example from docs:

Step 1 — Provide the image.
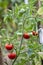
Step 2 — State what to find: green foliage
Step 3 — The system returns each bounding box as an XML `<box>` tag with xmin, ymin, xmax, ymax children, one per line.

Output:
<box><xmin>37</xmin><ymin>7</ymin><xmax>43</xmax><ymax>15</ymax></box>
<box><xmin>0</xmin><ymin>0</ymin><xmax>43</xmax><ymax>65</ymax></box>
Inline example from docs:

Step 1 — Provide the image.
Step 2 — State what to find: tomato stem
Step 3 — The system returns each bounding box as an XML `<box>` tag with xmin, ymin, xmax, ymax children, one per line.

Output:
<box><xmin>12</xmin><ymin>16</ymin><xmax>25</xmax><ymax>65</ymax></box>
<box><xmin>4</xmin><ymin>62</ymin><xmax>8</xmax><ymax>65</ymax></box>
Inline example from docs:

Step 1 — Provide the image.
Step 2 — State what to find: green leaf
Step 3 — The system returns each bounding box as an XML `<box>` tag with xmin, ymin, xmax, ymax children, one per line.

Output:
<box><xmin>37</xmin><ymin>7</ymin><xmax>43</xmax><ymax>15</ymax></box>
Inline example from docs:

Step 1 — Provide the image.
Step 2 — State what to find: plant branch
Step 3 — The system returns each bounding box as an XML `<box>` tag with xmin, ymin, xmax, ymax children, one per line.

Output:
<box><xmin>12</xmin><ymin>17</ymin><xmax>25</xmax><ymax>65</ymax></box>
<box><xmin>4</xmin><ymin>62</ymin><xmax>8</xmax><ymax>65</ymax></box>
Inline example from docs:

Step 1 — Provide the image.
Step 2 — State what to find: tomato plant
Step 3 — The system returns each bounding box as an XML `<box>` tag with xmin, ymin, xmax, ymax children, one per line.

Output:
<box><xmin>0</xmin><ymin>0</ymin><xmax>43</xmax><ymax>65</ymax></box>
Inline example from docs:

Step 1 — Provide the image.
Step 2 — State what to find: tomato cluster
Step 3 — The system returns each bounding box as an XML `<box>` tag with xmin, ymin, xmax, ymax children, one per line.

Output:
<box><xmin>5</xmin><ymin>44</ymin><xmax>16</xmax><ymax>60</ymax></box>
<box><xmin>5</xmin><ymin>31</ymin><xmax>38</xmax><ymax>60</ymax></box>
<box><xmin>23</xmin><ymin>31</ymin><xmax>38</xmax><ymax>39</ymax></box>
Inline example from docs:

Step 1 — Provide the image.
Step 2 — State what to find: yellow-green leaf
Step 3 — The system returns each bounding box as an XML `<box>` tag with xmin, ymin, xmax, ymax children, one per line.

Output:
<box><xmin>37</xmin><ymin>7</ymin><xmax>43</xmax><ymax>15</ymax></box>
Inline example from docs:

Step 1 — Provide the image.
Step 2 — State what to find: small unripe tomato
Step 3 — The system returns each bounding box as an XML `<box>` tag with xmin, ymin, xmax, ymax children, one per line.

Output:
<box><xmin>5</xmin><ymin>44</ymin><xmax>14</xmax><ymax>50</ymax></box>
<box><xmin>8</xmin><ymin>53</ymin><xmax>16</xmax><ymax>59</ymax></box>
<box><xmin>23</xmin><ymin>33</ymin><xmax>30</xmax><ymax>39</ymax></box>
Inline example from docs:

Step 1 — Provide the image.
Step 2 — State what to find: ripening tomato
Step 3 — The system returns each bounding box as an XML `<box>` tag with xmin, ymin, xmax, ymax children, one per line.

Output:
<box><xmin>35</xmin><ymin>32</ymin><xmax>38</xmax><ymax>35</ymax></box>
<box><xmin>32</xmin><ymin>31</ymin><xmax>36</xmax><ymax>36</ymax></box>
<box><xmin>23</xmin><ymin>33</ymin><xmax>30</xmax><ymax>39</ymax></box>
<box><xmin>8</xmin><ymin>53</ymin><xmax>16</xmax><ymax>59</ymax></box>
<box><xmin>5</xmin><ymin>44</ymin><xmax>14</xmax><ymax>50</ymax></box>
<box><xmin>32</xmin><ymin>31</ymin><xmax>38</xmax><ymax>36</ymax></box>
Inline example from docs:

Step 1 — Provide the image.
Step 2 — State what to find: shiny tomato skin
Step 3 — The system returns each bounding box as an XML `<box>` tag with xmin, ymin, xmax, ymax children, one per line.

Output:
<box><xmin>5</xmin><ymin>44</ymin><xmax>14</xmax><ymax>50</ymax></box>
<box><xmin>23</xmin><ymin>33</ymin><xmax>30</xmax><ymax>39</ymax></box>
<box><xmin>8</xmin><ymin>53</ymin><xmax>16</xmax><ymax>59</ymax></box>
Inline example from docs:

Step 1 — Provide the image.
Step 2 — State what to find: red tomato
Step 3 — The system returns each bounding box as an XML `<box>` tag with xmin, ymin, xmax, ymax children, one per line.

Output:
<box><xmin>5</xmin><ymin>44</ymin><xmax>14</xmax><ymax>50</ymax></box>
<box><xmin>23</xmin><ymin>33</ymin><xmax>30</xmax><ymax>39</ymax></box>
<box><xmin>8</xmin><ymin>53</ymin><xmax>16</xmax><ymax>59</ymax></box>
